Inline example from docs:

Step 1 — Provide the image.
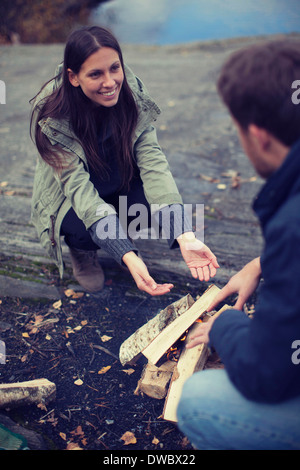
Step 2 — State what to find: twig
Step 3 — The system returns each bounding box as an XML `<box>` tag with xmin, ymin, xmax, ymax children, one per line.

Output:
<box><xmin>91</xmin><ymin>343</ymin><xmax>119</xmax><ymax>361</ymax></box>
<box><xmin>21</xmin><ymin>338</ymin><xmax>48</xmax><ymax>358</ymax></box>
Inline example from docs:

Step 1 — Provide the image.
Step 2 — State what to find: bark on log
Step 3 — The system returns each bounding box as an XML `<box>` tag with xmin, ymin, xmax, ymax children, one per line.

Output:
<box><xmin>0</xmin><ymin>379</ymin><xmax>56</xmax><ymax>409</ymax></box>
<box><xmin>134</xmin><ymin>360</ymin><xmax>176</xmax><ymax>399</ymax></box>
<box><xmin>142</xmin><ymin>285</ymin><xmax>220</xmax><ymax>365</ymax></box>
<box><xmin>119</xmin><ymin>294</ymin><xmax>195</xmax><ymax>366</ymax></box>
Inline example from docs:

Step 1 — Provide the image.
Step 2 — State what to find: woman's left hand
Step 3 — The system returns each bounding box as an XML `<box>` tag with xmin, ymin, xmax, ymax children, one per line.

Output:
<box><xmin>177</xmin><ymin>232</ymin><xmax>219</xmax><ymax>281</ymax></box>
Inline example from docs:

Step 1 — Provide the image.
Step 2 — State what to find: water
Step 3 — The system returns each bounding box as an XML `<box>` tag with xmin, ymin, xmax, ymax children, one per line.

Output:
<box><xmin>92</xmin><ymin>0</ymin><xmax>300</xmax><ymax>45</ymax></box>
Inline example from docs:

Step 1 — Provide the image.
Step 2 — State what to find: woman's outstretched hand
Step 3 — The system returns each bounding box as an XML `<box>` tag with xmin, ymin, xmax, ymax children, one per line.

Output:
<box><xmin>122</xmin><ymin>251</ymin><xmax>174</xmax><ymax>296</ymax></box>
<box><xmin>177</xmin><ymin>232</ymin><xmax>220</xmax><ymax>281</ymax></box>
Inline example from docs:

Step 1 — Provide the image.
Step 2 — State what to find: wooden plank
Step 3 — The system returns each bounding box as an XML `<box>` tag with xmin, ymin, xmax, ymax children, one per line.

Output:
<box><xmin>162</xmin><ymin>304</ymin><xmax>231</xmax><ymax>422</ymax></box>
<box><xmin>119</xmin><ymin>294</ymin><xmax>195</xmax><ymax>366</ymax></box>
<box><xmin>142</xmin><ymin>285</ymin><xmax>220</xmax><ymax>365</ymax></box>
<box><xmin>162</xmin><ymin>325</ymin><xmax>209</xmax><ymax>422</ymax></box>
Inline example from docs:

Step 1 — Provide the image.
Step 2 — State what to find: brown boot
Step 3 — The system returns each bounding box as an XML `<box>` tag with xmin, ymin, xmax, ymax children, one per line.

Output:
<box><xmin>69</xmin><ymin>248</ymin><xmax>105</xmax><ymax>293</ymax></box>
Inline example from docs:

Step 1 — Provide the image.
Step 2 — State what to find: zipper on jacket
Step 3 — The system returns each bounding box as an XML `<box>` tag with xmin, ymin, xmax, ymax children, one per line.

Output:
<box><xmin>50</xmin><ymin>215</ymin><xmax>57</xmax><ymax>247</ymax></box>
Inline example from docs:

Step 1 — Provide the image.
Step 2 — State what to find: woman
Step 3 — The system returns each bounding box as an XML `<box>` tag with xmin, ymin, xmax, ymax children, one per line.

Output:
<box><xmin>30</xmin><ymin>26</ymin><xmax>219</xmax><ymax>295</ymax></box>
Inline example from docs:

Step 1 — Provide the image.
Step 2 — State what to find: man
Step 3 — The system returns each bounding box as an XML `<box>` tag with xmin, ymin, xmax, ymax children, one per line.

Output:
<box><xmin>177</xmin><ymin>39</ymin><xmax>300</xmax><ymax>450</ymax></box>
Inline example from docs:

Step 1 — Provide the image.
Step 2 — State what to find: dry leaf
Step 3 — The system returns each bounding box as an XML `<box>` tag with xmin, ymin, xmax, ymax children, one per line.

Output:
<box><xmin>71</xmin><ymin>425</ymin><xmax>84</xmax><ymax>437</ymax></box>
<box><xmin>59</xmin><ymin>432</ymin><xmax>67</xmax><ymax>441</ymax></box>
<box><xmin>53</xmin><ymin>299</ymin><xmax>62</xmax><ymax>309</ymax></box>
<box><xmin>64</xmin><ymin>289</ymin><xmax>75</xmax><ymax>297</ymax></box>
<box><xmin>121</xmin><ymin>431</ymin><xmax>137</xmax><ymax>445</ymax></box>
<box><xmin>72</xmin><ymin>292</ymin><xmax>84</xmax><ymax>299</ymax></box>
<box><xmin>22</xmin><ymin>332</ymin><xmax>30</xmax><ymax>338</ymax></box>
<box><xmin>167</xmin><ymin>100</ymin><xmax>175</xmax><ymax>107</ymax></box>
<box><xmin>152</xmin><ymin>437</ymin><xmax>159</xmax><ymax>445</ymax></box>
<box><xmin>37</xmin><ymin>403</ymin><xmax>47</xmax><ymax>412</ymax></box>
<box><xmin>98</xmin><ymin>366</ymin><xmax>111</xmax><ymax>375</ymax></box>
<box><xmin>74</xmin><ymin>378</ymin><xmax>83</xmax><ymax>386</ymax></box>
<box><xmin>73</xmin><ymin>325</ymin><xmax>82</xmax><ymax>331</ymax></box>
<box><xmin>122</xmin><ymin>368</ymin><xmax>135</xmax><ymax>375</ymax></box>
<box><xmin>66</xmin><ymin>442</ymin><xmax>83</xmax><ymax>450</ymax></box>
<box><xmin>101</xmin><ymin>335</ymin><xmax>112</xmax><ymax>342</ymax></box>
<box><xmin>81</xmin><ymin>320</ymin><xmax>88</xmax><ymax>326</ymax></box>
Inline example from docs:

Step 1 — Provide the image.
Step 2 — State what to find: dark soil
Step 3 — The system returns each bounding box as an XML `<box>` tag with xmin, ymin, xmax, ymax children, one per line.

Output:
<box><xmin>0</xmin><ymin>272</ymin><xmax>226</xmax><ymax>452</ymax></box>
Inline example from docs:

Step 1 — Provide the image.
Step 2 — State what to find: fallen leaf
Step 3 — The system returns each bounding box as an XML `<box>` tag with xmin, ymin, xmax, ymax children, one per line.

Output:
<box><xmin>22</xmin><ymin>332</ymin><xmax>30</xmax><ymax>338</ymax></box>
<box><xmin>0</xmin><ymin>181</ymin><xmax>8</xmax><ymax>187</ymax></box>
<box><xmin>74</xmin><ymin>378</ymin><xmax>83</xmax><ymax>386</ymax></box>
<box><xmin>64</xmin><ymin>289</ymin><xmax>75</xmax><ymax>297</ymax></box>
<box><xmin>66</xmin><ymin>442</ymin><xmax>83</xmax><ymax>450</ymax></box>
<box><xmin>73</xmin><ymin>325</ymin><xmax>82</xmax><ymax>331</ymax></box>
<box><xmin>122</xmin><ymin>368</ymin><xmax>135</xmax><ymax>375</ymax></box>
<box><xmin>72</xmin><ymin>292</ymin><xmax>84</xmax><ymax>299</ymax></box>
<box><xmin>71</xmin><ymin>425</ymin><xmax>84</xmax><ymax>437</ymax></box>
<box><xmin>81</xmin><ymin>320</ymin><xmax>88</xmax><ymax>326</ymax></box>
<box><xmin>37</xmin><ymin>403</ymin><xmax>47</xmax><ymax>412</ymax></box>
<box><xmin>101</xmin><ymin>335</ymin><xmax>112</xmax><ymax>342</ymax></box>
<box><xmin>53</xmin><ymin>299</ymin><xmax>62</xmax><ymax>309</ymax></box>
<box><xmin>98</xmin><ymin>366</ymin><xmax>111</xmax><ymax>375</ymax></box>
<box><xmin>59</xmin><ymin>432</ymin><xmax>67</xmax><ymax>441</ymax></box>
<box><xmin>121</xmin><ymin>431</ymin><xmax>137</xmax><ymax>445</ymax></box>
<box><xmin>199</xmin><ymin>173</ymin><xmax>220</xmax><ymax>183</ymax></box>
<box><xmin>152</xmin><ymin>437</ymin><xmax>159</xmax><ymax>445</ymax></box>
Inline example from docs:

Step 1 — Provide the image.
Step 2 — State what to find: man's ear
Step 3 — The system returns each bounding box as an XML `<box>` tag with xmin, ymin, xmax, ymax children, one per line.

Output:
<box><xmin>67</xmin><ymin>68</ymin><xmax>80</xmax><ymax>87</ymax></box>
<box><xmin>248</xmin><ymin>124</ymin><xmax>271</xmax><ymax>151</ymax></box>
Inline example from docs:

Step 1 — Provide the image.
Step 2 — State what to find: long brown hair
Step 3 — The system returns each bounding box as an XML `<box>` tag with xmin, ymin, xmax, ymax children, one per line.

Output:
<box><xmin>30</xmin><ymin>26</ymin><xmax>138</xmax><ymax>190</ymax></box>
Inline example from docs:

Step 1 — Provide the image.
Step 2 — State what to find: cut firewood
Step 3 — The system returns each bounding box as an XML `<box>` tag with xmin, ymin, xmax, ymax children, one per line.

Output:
<box><xmin>0</xmin><ymin>379</ymin><xmax>56</xmax><ymax>409</ymax></box>
<box><xmin>142</xmin><ymin>285</ymin><xmax>220</xmax><ymax>365</ymax></box>
<box><xmin>134</xmin><ymin>360</ymin><xmax>176</xmax><ymax>399</ymax></box>
<box><xmin>119</xmin><ymin>294</ymin><xmax>195</xmax><ymax>366</ymax></box>
<box><xmin>162</xmin><ymin>304</ymin><xmax>231</xmax><ymax>422</ymax></box>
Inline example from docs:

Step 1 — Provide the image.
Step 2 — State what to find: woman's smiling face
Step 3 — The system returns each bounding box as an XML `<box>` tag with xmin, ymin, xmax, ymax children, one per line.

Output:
<box><xmin>68</xmin><ymin>47</ymin><xmax>124</xmax><ymax>107</ymax></box>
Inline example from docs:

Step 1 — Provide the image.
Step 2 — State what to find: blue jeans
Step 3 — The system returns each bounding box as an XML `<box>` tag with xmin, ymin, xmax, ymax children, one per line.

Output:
<box><xmin>177</xmin><ymin>369</ymin><xmax>300</xmax><ymax>450</ymax></box>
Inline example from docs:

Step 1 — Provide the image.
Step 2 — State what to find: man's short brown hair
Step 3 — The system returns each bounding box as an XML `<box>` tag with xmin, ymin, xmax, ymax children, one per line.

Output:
<box><xmin>217</xmin><ymin>39</ymin><xmax>300</xmax><ymax>146</ymax></box>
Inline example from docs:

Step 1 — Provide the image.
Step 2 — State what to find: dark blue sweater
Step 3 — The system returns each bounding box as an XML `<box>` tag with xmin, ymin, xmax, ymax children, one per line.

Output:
<box><xmin>210</xmin><ymin>138</ymin><xmax>300</xmax><ymax>403</ymax></box>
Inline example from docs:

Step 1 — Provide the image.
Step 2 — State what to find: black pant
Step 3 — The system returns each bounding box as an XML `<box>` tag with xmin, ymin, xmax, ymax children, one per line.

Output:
<box><xmin>60</xmin><ymin>175</ymin><xmax>151</xmax><ymax>251</ymax></box>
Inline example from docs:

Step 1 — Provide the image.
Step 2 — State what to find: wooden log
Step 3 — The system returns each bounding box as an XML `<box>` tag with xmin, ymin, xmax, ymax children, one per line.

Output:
<box><xmin>162</xmin><ymin>304</ymin><xmax>231</xmax><ymax>422</ymax></box>
<box><xmin>0</xmin><ymin>379</ymin><xmax>56</xmax><ymax>409</ymax></box>
<box><xmin>119</xmin><ymin>294</ymin><xmax>195</xmax><ymax>366</ymax></box>
<box><xmin>142</xmin><ymin>285</ymin><xmax>220</xmax><ymax>365</ymax></box>
<box><xmin>134</xmin><ymin>360</ymin><xmax>176</xmax><ymax>399</ymax></box>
